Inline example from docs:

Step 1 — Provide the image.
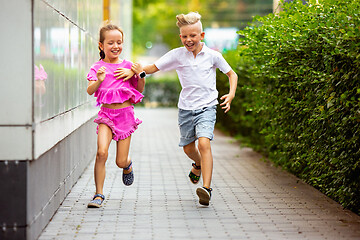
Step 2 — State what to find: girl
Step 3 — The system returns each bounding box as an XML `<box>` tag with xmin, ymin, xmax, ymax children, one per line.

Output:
<box><xmin>86</xmin><ymin>24</ymin><xmax>146</xmax><ymax>208</ymax></box>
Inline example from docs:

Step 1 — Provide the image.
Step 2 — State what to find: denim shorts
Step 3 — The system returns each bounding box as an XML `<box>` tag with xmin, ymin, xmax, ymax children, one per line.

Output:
<box><xmin>178</xmin><ymin>105</ymin><xmax>217</xmax><ymax>147</ymax></box>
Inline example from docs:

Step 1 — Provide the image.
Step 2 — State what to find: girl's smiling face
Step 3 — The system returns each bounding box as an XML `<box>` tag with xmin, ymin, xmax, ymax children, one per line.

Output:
<box><xmin>179</xmin><ymin>22</ymin><xmax>205</xmax><ymax>57</ymax></box>
<box><xmin>99</xmin><ymin>29</ymin><xmax>123</xmax><ymax>63</ymax></box>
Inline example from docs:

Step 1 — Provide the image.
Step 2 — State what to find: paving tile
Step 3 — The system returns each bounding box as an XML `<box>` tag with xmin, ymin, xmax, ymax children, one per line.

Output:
<box><xmin>38</xmin><ymin>108</ymin><xmax>360</xmax><ymax>240</ymax></box>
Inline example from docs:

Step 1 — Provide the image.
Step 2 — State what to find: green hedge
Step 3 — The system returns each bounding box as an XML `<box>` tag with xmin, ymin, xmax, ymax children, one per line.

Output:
<box><xmin>142</xmin><ymin>74</ymin><xmax>181</xmax><ymax>107</ymax></box>
<box><xmin>217</xmin><ymin>0</ymin><xmax>360</xmax><ymax>213</ymax></box>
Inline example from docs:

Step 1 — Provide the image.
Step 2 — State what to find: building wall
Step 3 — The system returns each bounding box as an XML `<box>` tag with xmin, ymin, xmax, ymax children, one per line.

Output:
<box><xmin>0</xmin><ymin>0</ymin><xmax>133</xmax><ymax>239</ymax></box>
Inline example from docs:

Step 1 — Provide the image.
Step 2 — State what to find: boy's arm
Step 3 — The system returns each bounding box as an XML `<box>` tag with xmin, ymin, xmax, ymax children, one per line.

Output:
<box><xmin>220</xmin><ymin>69</ymin><xmax>238</xmax><ymax>113</ymax></box>
<box><xmin>114</xmin><ymin>64</ymin><xmax>160</xmax><ymax>81</ymax></box>
<box><xmin>143</xmin><ymin>64</ymin><xmax>159</xmax><ymax>74</ymax></box>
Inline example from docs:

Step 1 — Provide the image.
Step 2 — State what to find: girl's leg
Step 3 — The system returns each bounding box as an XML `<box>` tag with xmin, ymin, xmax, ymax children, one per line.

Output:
<box><xmin>183</xmin><ymin>141</ymin><xmax>201</xmax><ymax>176</ymax></box>
<box><xmin>115</xmin><ymin>135</ymin><xmax>132</xmax><ymax>172</ymax></box>
<box><xmin>94</xmin><ymin>124</ymin><xmax>113</xmax><ymax>197</ymax></box>
<box><xmin>197</xmin><ymin>137</ymin><xmax>213</xmax><ymax>188</ymax></box>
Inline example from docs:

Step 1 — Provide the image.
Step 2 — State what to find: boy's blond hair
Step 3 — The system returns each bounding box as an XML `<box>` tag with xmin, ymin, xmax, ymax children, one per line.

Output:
<box><xmin>176</xmin><ymin>12</ymin><xmax>202</xmax><ymax>30</ymax></box>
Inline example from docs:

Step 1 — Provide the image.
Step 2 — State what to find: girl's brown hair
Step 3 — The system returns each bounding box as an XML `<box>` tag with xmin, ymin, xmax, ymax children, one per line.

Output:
<box><xmin>98</xmin><ymin>24</ymin><xmax>124</xmax><ymax>60</ymax></box>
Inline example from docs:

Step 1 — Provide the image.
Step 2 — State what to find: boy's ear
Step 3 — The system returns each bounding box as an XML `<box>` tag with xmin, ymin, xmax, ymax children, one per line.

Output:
<box><xmin>200</xmin><ymin>32</ymin><xmax>205</xmax><ymax>40</ymax></box>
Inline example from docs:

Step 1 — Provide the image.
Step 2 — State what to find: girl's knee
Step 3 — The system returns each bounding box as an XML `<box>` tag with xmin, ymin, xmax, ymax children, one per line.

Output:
<box><xmin>96</xmin><ymin>149</ymin><xmax>108</xmax><ymax>162</ymax></box>
<box><xmin>116</xmin><ymin>157</ymin><xmax>130</xmax><ymax>168</ymax></box>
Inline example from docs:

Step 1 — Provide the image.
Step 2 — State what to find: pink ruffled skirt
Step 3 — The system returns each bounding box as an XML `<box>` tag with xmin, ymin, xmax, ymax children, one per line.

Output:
<box><xmin>94</xmin><ymin>106</ymin><xmax>142</xmax><ymax>141</ymax></box>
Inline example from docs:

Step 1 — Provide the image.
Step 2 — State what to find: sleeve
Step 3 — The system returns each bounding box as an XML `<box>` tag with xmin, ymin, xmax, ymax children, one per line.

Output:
<box><xmin>214</xmin><ymin>52</ymin><xmax>232</xmax><ymax>74</ymax></box>
<box><xmin>154</xmin><ymin>49</ymin><xmax>179</xmax><ymax>72</ymax></box>
<box><xmin>87</xmin><ymin>65</ymin><xmax>98</xmax><ymax>81</ymax></box>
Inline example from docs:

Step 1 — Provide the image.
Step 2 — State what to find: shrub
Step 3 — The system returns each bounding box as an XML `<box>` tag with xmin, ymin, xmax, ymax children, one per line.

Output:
<box><xmin>217</xmin><ymin>0</ymin><xmax>360</xmax><ymax>213</ymax></box>
<box><xmin>142</xmin><ymin>74</ymin><xmax>181</xmax><ymax>107</ymax></box>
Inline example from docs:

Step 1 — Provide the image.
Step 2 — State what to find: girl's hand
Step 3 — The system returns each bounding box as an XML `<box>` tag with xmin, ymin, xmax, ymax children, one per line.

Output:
<box><xmin>114</xmin><ymin>68</ymin><xmax>135</xmax><ymax>81</ymax></box>
<box><xmin>220</xmin><ymin>93</ymin><xmax>235</xmax><ymax>113</ymax></box>
<box><xmin>97</xmin><ymin>66</ymin><xmax>106</xmax><ymax>82</ymax></box>
<box><xmin>131</xmin><ymin>63</ymin><xmax>143</xmax><ymax>76</ymax></box>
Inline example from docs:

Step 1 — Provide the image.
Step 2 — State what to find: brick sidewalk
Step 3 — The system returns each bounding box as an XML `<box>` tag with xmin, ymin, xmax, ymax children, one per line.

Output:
<box><xmin>38</xmin><ymin>108</ymin><xmax>360</xmax><ymax>240</ymax></box>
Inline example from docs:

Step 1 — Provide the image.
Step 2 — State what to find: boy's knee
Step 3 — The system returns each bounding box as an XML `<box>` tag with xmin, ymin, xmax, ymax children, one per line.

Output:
<box><xmin>183</xmin><ymin>143</ymin><xmax>196</xmax><ymax>156</ymax></box>
<box><xmin>197</xmin><ymin>138</ymin><xmax>211</xmax><ymax>153</ymax></box>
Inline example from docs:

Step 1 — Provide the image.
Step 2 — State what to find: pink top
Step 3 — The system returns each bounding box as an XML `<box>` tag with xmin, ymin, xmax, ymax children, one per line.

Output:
<box><xmin>87</xmin><ymin>60</ymin><xmax>143</xmax><ymax>106</ymax></box>
<box><xmin>35</xmin><ymin>64</ymin><xmax>48</xmax><ymax>81</ymax></box>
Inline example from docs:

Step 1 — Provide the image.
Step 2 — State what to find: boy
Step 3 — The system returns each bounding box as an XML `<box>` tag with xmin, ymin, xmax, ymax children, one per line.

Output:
<box><xmin>115</xmin><ymin>12</ymin><xmax>238</xmax><ymax>206</ymax></box>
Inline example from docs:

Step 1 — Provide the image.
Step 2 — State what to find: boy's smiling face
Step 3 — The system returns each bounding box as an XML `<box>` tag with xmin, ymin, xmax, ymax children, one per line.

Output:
<box><xmin>179</xmin><ymin>22</ymin><xmax>205</xmax><ymax>56</ymax></box>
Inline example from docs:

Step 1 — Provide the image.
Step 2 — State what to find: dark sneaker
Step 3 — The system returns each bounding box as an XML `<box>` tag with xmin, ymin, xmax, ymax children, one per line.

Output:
<box><xmin>87</xmin><ymin>193</ymin><xmax>105</xmax><ymax>208</ymax></box>
<box><xmin>123</xmin><ymin>161</ymin><xmax>134</xmax><ymax>186</ymax></box>
<box><xmin>196</xmin><ymin>187</ymin><xmax>212</xmax><ymax>206</ymax></box>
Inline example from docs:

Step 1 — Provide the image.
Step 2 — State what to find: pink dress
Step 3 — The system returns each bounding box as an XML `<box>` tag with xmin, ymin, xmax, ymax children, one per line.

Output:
<box><xmin>87</xmin><ymin>59</ymin><xmax>143</xmax><ymax>141</ymax></box>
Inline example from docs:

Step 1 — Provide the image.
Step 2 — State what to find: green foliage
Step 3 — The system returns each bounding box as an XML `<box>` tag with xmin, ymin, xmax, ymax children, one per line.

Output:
<box><xmin>217</xmin><ymin>0</ymin><xmax>360</xmax><ymax>213</ymax></box>
<box><xmin>217</xmin><ymin>47</ymin><xmax>267</xmax><ymax>151</ymax></box>
<box><xmin>132</xmin><ymin>0</ymin><xmax>273</xmax><ymax>55</ymax></box>
<box><xmin>132</xmin><ymin>1</ymin><xmax>183</xmax><ymax>55</ymax></box>
<box><xmin>142</xmin><ymin>74</ymin><xmax>181</xmax><ymax>107</ymax></box>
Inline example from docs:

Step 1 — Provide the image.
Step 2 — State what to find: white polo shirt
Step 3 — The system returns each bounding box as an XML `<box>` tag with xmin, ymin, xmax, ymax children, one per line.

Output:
<box><xmin>154</xmin><ymin>43</ymin><xmax>232</xmax><ymax>110</ymax></box>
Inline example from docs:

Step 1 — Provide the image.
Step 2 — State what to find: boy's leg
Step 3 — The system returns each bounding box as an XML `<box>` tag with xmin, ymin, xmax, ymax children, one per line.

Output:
<box><xmin>94</xmin><ymin>124</ymin><xmax>113</xmax><ymax>197</ymax></box>
<box><xmin>197</xmin><ymin>137</ymin><xmax>213</xmax><ymax>189</ymax></box>
<box><xmin>194</xmin><ymin>106</ymin><xmax>216</xmax><ymax>205</ymax></box>
<box><xmin>195</xmin><ymin>106</ymin><xmax>216</xmax><ymax>188</ymax></box>
<box><xmin>183</xmin><ymin>141</ymin><xmax>201</xmax><ymax>177</ymax></box>
<box><xmin>179</xmin><ymin>109</ymin><xmax>201</xmax><ymax>180</ymax></box>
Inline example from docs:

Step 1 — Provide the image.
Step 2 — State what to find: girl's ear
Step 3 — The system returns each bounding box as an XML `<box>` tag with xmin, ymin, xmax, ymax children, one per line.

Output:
<box><xmin>98</xmin><ymin>42</ymin><xmax>103</xmax><ymax>50</ymax></box>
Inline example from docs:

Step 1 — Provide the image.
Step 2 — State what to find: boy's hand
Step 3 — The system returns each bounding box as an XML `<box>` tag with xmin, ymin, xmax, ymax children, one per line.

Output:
<box><xmin>220</xmin><ymin>93</ymin><xmax>235</xmax><ymax>113</ymax></box>
<box><xmin>96</xmin><ymin>66</ymin><xmax>106</xmax><ymax>82</ymax></box>
<box><xmin>114</xmin><ymin>68</ymin><xmax>135</xmax><ymax>81</ymax></box>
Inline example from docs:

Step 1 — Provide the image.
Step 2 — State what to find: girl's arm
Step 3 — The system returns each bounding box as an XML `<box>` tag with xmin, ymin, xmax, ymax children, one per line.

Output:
<box><xmin>87</xmin><ymin>66</ymin><xmax>106</xmax><ymax>95</ymax></box>
<box><xmin>114</xmin><ymin>68</ymin><xmax>134</xmax><ymax>81</ymax></box>
<box><xmin>137</xmin><ymin>78</ymin><xmax>145</xmax><ymax>93</ymax></box>
<box><xmin>131</xmin><ymin>63</ymin><xmax>146</xmax><ymax>93</ymax></box>
<box><xmin>220</xmin><ymin>69</ymin><xmax>238</xmax><ymax>113</ymax></box>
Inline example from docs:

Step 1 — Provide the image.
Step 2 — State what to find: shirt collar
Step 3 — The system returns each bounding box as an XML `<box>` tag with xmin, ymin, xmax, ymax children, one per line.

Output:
<box><xmin>198</xmin><ymin>42</ymin><xmax>207</xmax><ymax>55</ymax></box>
<box><xmin>184</xmin><ymin>42</ymin><xmax>208</xmax><ymax>56</ymax></box>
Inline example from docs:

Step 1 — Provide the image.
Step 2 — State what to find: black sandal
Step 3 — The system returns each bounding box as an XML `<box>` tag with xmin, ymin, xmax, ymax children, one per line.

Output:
<box><xmin>189</xmin><ymin>163</ymin><xmax>201</xmax><ymax>184</ymax></box>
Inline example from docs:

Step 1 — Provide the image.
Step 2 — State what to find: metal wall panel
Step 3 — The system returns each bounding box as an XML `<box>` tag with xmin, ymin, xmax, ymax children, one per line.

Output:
<box><xmin>0</xmin><ymin>0</ymin><xmax>132</xmax><ymax>239</ymax></box>
<box><xmin>33</xmin><ymin>0</ymin><xmax>100</xmax><ymax>158</ymax></box>
<box><xmin>0</xmin><ymin>161</ymin><xmax>27</xmax><ymax>239</ymax></box>
<box><xmin>27</xmin><ymin>119</ymin><xmax>96</xmax><ymax>240</ymax></box>
<box><xmin>0</xmin><ymin>127</ymin><xmax>32</xmax><ymax>160</ymax></box>
<box><xmin>0</xmin><ymin>0</ymin><xmax>32</xmax><ymax>125</ymax></box>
